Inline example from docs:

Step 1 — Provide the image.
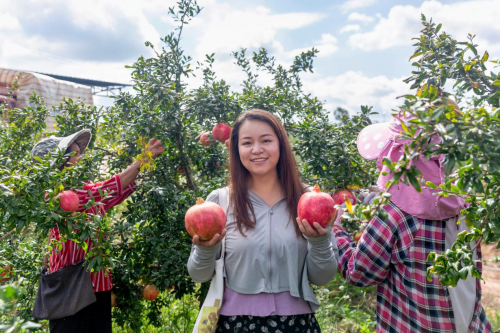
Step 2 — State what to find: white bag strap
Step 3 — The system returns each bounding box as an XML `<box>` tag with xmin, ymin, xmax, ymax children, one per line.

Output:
<box><xmin>218</xmin><ymin>187</ymin><xmax>229</xmax><ymax>259</ymax></box>
<box><xmin>192</xmin><ymin>188</ymin><xmax>229</xmax><ymax>333</ymax></box>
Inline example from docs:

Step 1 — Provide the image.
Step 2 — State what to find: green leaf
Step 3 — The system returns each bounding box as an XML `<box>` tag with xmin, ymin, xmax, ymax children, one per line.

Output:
<box><xmin>481</xmin><ymin>51</ymin><xmax>489</xmax><ymax>63</ymax></box>
<box><xmin>467</xmin><ymin>43</ymin><xmax>478</xmax><ymax>56</ymax></box>
<box><xmin>409</xmin><ymin>52</ymin><xmax>423</xmax><ymax>61</ymax></box>
<box><xmin>400</xmin><ymin>121</ymin><xmax>411</xmax><ymax>135</ymax></box>
<box><xmin>425</xmin><ymin>181</ymin><xmax>438</xmax><ymax>189</ymax></box>
<box><xmin>435</xmin><ymin>23</ymin><xmax>442</xmax><ymax>34</ymax></box>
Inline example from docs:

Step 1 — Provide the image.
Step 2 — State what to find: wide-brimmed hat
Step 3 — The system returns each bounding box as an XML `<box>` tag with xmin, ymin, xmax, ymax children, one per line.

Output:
<box><xmin>31</xmin><ymin>129</ymin><xmax>92</xmax><ymax>161</ymax></box>
<box><xmin>355</xmin><ymin>113</ymin><xmax>465</xmax><ymax>220</ymax></box>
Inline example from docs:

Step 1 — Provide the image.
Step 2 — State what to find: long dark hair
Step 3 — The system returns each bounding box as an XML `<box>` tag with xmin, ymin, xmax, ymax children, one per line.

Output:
<box><xmin>229</xmin><ymin>109</ymin><xmax>306</xmax><ymax>237</ymax></box>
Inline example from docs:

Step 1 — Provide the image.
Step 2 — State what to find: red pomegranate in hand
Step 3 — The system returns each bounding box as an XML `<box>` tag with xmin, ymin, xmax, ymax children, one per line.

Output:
<box><xmin>143</xmin><ymin>285</ymin><xmax>160</xmax><ymax>301</ymax></box>
<box><xmin>212</xmin><ymin>123</ymin><xmax>231</xmax><ymax>143</ymax></box>
<box><xmin>57</xmin><ymin>190</ymin><xmax>79</xmax><ymax>212</ymax></box>
<box><xmin>185</xmin><ymin>198</ymin><xmax>226</xmax><ymax>240</ymax></box>
<box><xmin>298</xmin><ymin>185</ymin><xmax>337</xmax><ymax>228</ymax></box>
<box><xmin>332</xmin><ymin>189</ymin><xmax>357</xmax><ymax>206</ymax></box>
<box><xmin>199</xmin><ymin>132</ymin><xmax>211</xmax><ymax>146</ymax></box>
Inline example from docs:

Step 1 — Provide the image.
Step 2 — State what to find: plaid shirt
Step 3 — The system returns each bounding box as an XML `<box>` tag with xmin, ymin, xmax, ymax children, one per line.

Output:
<box><xmin>334</xmin><ymin>201</ymin><xmax>491</xmax><ymax>333</ymax></box>
<box><xmin>50</xmin><ymin>175</ymin><xmax>136</xmax><ymax>292</ymax></box>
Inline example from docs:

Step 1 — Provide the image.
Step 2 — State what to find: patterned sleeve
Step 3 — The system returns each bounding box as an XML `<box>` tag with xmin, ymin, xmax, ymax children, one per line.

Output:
<box><xmin>334</xmin><ymin>206</ymin><xmax>397</xmax><ymax>287</ymax></box>
<box><xmin>76</xmin><ymin>175</ymin><xmax>136</xmax><ymax>211</ymax></box>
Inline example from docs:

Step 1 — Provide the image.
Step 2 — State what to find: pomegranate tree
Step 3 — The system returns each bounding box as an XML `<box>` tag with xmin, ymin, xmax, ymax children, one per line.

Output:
<box><xmin>297</xmin><ymin>185</ymin><xmax>337</xmax><ymax>228</ymax></box>
<box><xmin>185</xmin><ymin>198</ymin><xmax>226</xmax><ymax>240</ymax></box>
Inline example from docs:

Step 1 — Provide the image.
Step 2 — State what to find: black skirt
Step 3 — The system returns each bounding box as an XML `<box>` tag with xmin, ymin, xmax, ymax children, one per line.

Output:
<box><xmin>216</xmin><ymin>313</ymin><xmax>321</xmax><ymax>333</ymax></box>
<box><xmin>49</xmin><ymin>290</ymin><xmax>111</xmax><ymax>333</ymax></box>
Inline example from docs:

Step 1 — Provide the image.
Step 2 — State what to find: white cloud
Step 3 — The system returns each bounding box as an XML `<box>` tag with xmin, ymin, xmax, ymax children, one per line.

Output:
<box><xmin>349</xmin><ymin>0</ymin><xmax>500</xmax><ymax>55</ymax></box>
<box><xmin>340</xmin><ymin>24</ymin><xmax>361</xmax><ymax>33</ymax></box>
<box><xmin>0</xmin><ymin>12</ymin><xmax>21</xmax><ymax>31</ymax></box>
<box><xmin>303</xmin><ymin>71</ymin><xmax>408</xmax><ymax>120</ymax></box>
<box><xmin>0</xmin><ymin>0</ymin><xmax>179</xmax><ymax>84</ymax></box>
<box><xmin>348</xmin><ymin>12</ymin><xmax>374</xmax><ymax>23</ymax></box>
<box><xmin>341</xmin><ymin>0</ymin><xmax>377</xmax><ymax>13</ymax></box>
<box><xmin>286</xmin><ymin>34</ymin><xmax>338</xmax><ymax>58</ymax></box>
<box><xmin>193</xmin><ymin>4</ymin><xmax>325</xmax><ymax>58</ymax></box>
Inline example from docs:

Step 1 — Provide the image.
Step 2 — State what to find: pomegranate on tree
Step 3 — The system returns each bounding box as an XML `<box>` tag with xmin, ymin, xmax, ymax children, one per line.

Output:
<box><xmin>297</xmin><ymin>185</ymin><xmax>337</xmax><ymax>228</ymax></box>
<box><xmin>212</xmin><ymin>123</ymin><xmax>231</xmax><ymax>143</ymax></box>
<box><xmin>199</xmin><ymin>132</ymin><xmax>211</xmax><ymax>146</ymax></box>
<box><xmin>0</xmin><ymin>266</ymin><xmax>11</xmax><ymax>283</ymax></box>
<box><xmin>332</xmin><ymin>189</ymin><xmax>357</xmax><ymax>206</ymax></box>
<box><xmin>57</xmin><ymin>190</ymin><xmax>80</xmax><ymax>212</ymax></box>
<box><xmin>185</xmin><ymin>198</ymin><xmax>226</xmax><ymax>240</ymax></box>
<box><xmin>111</xmin><ymin>291</ymin><xmax>117</xmax><ymax>307</ymax></box>
<box><xmin>143</xmin><ymin>284</ymin><xmax>160</xmax><ymax>301</ymax></box>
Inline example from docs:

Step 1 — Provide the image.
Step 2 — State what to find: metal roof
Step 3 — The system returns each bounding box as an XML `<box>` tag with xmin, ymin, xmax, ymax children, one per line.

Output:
<box><xmin>34</xmin><ymin>71</ymin><xmax>132</xmax><ymax>88</ymax></box>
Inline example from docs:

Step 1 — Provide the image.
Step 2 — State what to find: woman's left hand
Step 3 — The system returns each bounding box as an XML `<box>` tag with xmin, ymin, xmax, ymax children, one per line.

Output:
<box><xmin>296</xmin><ymin>218</ymin><xmax>329</xmax><ymax>238</ymax></box>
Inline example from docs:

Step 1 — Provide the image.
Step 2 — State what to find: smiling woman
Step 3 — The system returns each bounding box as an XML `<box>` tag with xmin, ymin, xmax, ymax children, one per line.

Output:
<box><xmin>187</xmin><ymin>109</ymin><xmax>339</xmax><ymax>333</ymax></box>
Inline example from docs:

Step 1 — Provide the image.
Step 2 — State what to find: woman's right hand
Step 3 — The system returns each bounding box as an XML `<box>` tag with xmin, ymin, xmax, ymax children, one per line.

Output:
<box><xmin>192</xmin><ymin>229</ymin><xmax>227</xmax><ymax>247</ymax></box>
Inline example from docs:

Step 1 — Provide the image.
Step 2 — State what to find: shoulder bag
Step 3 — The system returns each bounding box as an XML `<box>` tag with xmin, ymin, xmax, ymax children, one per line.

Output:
<box><xmin>31</xmin><ymin>244</ymin><xmax>96</xmax><ymax>320</ymax></box>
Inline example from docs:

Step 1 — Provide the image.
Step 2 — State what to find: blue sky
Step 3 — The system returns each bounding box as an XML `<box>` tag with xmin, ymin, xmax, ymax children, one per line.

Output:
<box><xmin>1</xmin><ymin>0</ymin><xmax>499</xmax><ymax>120</ymax></box>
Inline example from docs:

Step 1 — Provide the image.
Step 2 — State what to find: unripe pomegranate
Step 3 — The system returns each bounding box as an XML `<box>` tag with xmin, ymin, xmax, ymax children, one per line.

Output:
<box><xmin>332</xmin><ymin>189</ymin><xmax>357</xmax><ymax>206</ymax></box>
<box><xmin>199</xmin><ymin>132</ymin><xmax>211</xmax><ymax>146</ymax></box>
<box><xmin>185</xmin><ymin>198</ymin><xmax>226</xmax><ymax>240</ymax></box>
<box><xmin>298</xmin><ymin>185</ymin><xmax>337</xmax><ymax>228</ymax></box>
<box><xmin>143</xmin><ymin>284</ymin><xmax>160</xmax><ymax>301</ymax></box>
<box><xmin>212</xmin><ymin>123</ymin><xmax>231</xmax><ymax>143</ymax></box>
<box><xmin>57</xmin><ymin>190</ymin><xmax>79</xmax><ymax>212</ymax></box>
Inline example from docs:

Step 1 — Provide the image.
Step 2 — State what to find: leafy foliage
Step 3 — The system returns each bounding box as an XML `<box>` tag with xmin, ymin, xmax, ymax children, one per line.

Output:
<box><xmin>373</xmin><ymin>18</ymin><xmax>500</xmax><ymax>286</ymax></box>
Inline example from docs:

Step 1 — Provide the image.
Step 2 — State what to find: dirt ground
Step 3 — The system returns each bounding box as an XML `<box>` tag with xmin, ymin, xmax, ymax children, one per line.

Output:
<box><xmin>480</xmin><ymin>242</ymin><xmax>500</xmax><ymax>313</ymax></box>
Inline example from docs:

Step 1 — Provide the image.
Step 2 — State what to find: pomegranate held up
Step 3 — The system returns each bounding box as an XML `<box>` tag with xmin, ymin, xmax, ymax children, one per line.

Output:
<box><xmin>297</xmin><ymin>185</ymin><xmax>336</xmax><ymax>228</ymax></box>
<box><xmin>185</xmin><ymin>198</ymin><xmax>226</xmax><ymax>240</ymax></box>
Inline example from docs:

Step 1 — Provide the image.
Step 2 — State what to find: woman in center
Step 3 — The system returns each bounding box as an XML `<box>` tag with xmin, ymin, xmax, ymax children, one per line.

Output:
<box><xmin>188</xmin><ymin>109</ymin><xmax>338</xmax><ymax>332</ymax></box>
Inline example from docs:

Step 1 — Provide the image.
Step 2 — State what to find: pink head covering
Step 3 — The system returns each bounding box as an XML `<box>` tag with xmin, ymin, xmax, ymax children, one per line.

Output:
<box><xmin>357</xmin><ymin>113</ymin><xmax>465</xmax><ymax>220</ymax></box>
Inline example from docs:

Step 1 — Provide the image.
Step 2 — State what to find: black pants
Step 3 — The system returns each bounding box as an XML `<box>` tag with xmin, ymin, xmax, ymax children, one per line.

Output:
<box><xmin>216</xmin><ymin>314</ymin><xmax>321</xmax><ymax>333</ymax></box>
<box><xmin>49</xmin><ymin>290</ymin><xmax>111</xmax><ymax>333</ymax></box>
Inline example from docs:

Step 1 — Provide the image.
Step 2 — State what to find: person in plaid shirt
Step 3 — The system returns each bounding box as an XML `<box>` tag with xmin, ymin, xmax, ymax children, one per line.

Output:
<box><xmin>333</xmin><ymin>110</ymin><xmax>491</xmax><ymax>333</ymax></box>
<box><xmin>31</xmin><ymin>129</ymin><xmax>164</xmax><ymax>333</ymax></box>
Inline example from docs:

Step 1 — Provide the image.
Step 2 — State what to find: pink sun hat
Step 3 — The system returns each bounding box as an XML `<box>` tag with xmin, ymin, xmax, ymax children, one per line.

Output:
<box><xmin>356</xmin><ymin>112</ymin><xmax>465</xmax><ymax>220</ymax></box>
<box><xmin>356</xmin><ymin>122</ymin><xmax>392</xmax><ymax>160</ymax></box>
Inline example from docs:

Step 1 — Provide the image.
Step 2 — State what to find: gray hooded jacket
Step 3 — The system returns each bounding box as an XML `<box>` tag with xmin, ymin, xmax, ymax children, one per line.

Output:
<box><xmin>187</xmin><ymin>188</ymin><xmax>339</xmax><ymax>311</ymax></box>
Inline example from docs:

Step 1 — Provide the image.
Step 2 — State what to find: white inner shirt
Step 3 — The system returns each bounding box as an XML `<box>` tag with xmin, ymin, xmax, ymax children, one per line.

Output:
<box><xmin>445</xmin><ymin>216</ymin><xmax>477</xmax><ymax>333</ymax></box>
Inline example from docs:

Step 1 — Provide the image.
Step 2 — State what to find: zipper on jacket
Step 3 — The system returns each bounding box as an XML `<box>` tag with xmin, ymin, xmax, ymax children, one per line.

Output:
<box><xmin>268</xmin><ymin>207</ymin><xmax>273</xmax><ymax>292</ymax></box>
